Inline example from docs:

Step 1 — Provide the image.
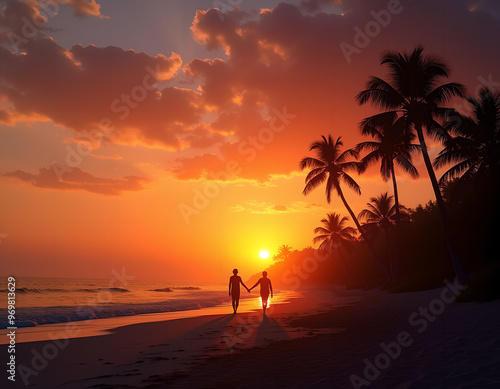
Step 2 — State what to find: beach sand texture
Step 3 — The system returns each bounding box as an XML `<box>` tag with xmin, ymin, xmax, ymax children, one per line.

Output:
<box><xmin>5</xmin><ymin>286</ymin><xmax>500</xmax><ymax>389</ymax></box>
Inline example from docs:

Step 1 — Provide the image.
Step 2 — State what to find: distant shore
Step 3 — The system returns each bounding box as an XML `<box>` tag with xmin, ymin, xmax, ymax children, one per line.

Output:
<box><xmin>4</xmin><ymin>285</ymin><xmax>500</xmax><ymax>388</ymax></box>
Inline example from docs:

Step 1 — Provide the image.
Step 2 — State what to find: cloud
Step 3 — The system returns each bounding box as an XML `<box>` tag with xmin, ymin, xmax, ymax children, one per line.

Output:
<box><xmin>299</xmin><ymin>0</ymin><xmax>344</xmax><ymax>13</ymax></box>
<box><xmin>0</xmin><ymin>0</ymin><xmax>104</xmax><ymax>42</ymax></box>
<box><xmin>180</xmin><ymin>122</ymin><xmax>225</xmax><ymax>149</ymax></box>
<box><xmin>0</xmin><ymin>35</ymin><xmax>209</xmax><ymax>149</ymax></box>
<box><xmin>90</xmin><ymin>153</ymin><xmax>123</xmax><ymax>160</ymax></box>
<box><xmin>4</xmin><ymin>166</ymin><xmax>150</xmax><ymax>195</ymax></box>
<box><xmin>466</xmin><ymin>0</ymin><xmax>500</xmax><ymax>19</ymax></box>
<box><xmin>62</xmin><ymin>0</ymin><xmax>107</xmax><ymax>18</ymax></box>
<box><xmin>170</xmin><ymin>1</ymin><xmax>500</xmax><ymax>183</ymax></box>
<box><xmin>2</xmin><ymin>0</ymin><xmax>500</xmax><ymax>187</ymax></box>
<box><xmin>170</xmin><ymin>4</ymin><xmax>358</xmax><ymax>181</ymax></box>
<box><xmin>0</xmin><ymin>1</ymin><xmax>220</xmax><ymax>151</ymax></box>
<box><xmin>0</xmin><ymin>0</ymin><xmax>50</xmax><ymax>37</ymax></box>
<box><xmin>232</xmin><ymin>200</ymin><xmax>325</xmax><ymax>214</ymax></box>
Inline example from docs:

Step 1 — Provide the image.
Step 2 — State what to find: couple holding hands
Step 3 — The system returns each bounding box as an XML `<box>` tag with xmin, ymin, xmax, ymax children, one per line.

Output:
<box><xmin>229</xmin><ymin>269</ymin><xmax>273</xmax><ymax>315</ymax></box>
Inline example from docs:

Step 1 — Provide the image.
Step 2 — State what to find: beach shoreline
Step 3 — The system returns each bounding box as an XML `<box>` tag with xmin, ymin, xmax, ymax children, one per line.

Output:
<box><xmin>3</xmin><ymin>285</ymin><xmax>500</xmax><ymax>388</ymax></box>
<box><xmin>0</xmin><ymin>289</ymin><xmax>302</xmax><ymax>345</ymax></box>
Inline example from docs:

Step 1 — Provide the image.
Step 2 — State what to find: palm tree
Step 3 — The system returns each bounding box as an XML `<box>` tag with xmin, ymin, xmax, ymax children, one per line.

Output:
<box><xmin>356</xmin><ymin>46</ymin><xmax>468</xmax><ymax>282</ymax></box>
<box><xmin>300</xmin><ymin>135</ymin><xmax>390</xmax><ymax>279</ymax></box>
<box><xmin>356</xmin><ymin>113</ymin><xmax>419</xmax><ymax>279</ymax></box>
<box><xmin>273</xmin><ymin>244</ymin><xmax>294</xmax><ymax>262</ymax></box>
<box><xmin>313</xmin><ymin>212</ymin><xmax>357</xmax><ymax>281</ymax></box>
<box><xmin>358</xmin><ymin>193</ymin><xmax>408</xmax><ymax>280</ymax></box>
<box><xmin>435</xmin><ymin>87</ymin><xmax>500</xmax><ymax>184</ymax></box>
<box><xmin>357</xmin><ymin>114</ymin><xmax>420</xmax><ymax>220</ymax></box>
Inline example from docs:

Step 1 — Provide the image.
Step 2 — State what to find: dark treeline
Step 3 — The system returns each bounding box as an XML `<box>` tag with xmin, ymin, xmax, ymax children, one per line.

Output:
<box><xmin>248</xmin><ymin>182</ymin><xmax>499</xmax><ymax>299</ymax></box>
<box><xmin>249</xmin><ymin>47</ymin><xmax>500</xmax><ymax>301</ymax></box>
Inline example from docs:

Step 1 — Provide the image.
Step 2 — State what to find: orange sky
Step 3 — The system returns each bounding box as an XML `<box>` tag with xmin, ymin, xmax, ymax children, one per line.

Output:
<box><xmin>0</xmin><ymin>0</ymin><xmax>499</xmax><ymax>282</ymax></box>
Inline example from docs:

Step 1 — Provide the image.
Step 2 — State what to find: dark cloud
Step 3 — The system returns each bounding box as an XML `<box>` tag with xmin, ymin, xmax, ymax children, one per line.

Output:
<box><xmin>4</xmin><ymin>166</ymin><xmax>150</xmax><ymax>195</ymax></box>
<box><xmin>299</xmin><ymin>0</ymin><xmax>343</xmax><ymax>13</ymax></box>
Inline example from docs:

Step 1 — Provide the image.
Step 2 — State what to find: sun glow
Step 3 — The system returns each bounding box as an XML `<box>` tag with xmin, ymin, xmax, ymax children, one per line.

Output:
<box><xmin>259</xmin><ymin>250</ymin><xmax>270</xmax><ymax>259</ymax></box>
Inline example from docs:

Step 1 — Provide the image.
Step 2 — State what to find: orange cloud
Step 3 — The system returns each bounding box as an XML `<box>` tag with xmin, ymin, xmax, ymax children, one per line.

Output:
<box><xmin>3</xmin><ymin>0</ymin><xmax>500</xmax><ymax>188</ymax></box>
<box><xmin>171</xmin><ymin>1</ymin><xmax>500</xmax><ymax>183</ymax></box>
<box><xmin>4</xmin><ymin>166</ymin><xmax>150</xmax><ymax>195</ymax></box>
<box><xmin>170</xmin><ymin>5</ymin><xmax>357</xmax><ymax>181</ymax></box>
<box><xmin>0</xmin><ymin>35</ymin><xmax>208</xmax><ymax>149</ymax></box>
<box><xmin>90</xmin><ymin>153</ymin><xmax>123</xmax><ymax>160</ymax></box>
<box><xmin>63</xmin><ymin>0</ymin><xmax>106</xmax><ymax>18</ymax></box>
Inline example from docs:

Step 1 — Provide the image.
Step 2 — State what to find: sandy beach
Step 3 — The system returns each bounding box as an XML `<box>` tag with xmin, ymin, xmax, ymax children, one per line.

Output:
<box><xmin>3</xmin><ymin>285</ymin><xmax>500</xmax><ymax>389</ymax></box>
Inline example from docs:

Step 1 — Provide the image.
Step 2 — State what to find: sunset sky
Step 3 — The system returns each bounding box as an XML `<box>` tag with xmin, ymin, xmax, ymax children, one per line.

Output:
<box><xmin>1</xmin><ymin>0</ymin><xmax>499</xmax><ymax>282</ymax></box>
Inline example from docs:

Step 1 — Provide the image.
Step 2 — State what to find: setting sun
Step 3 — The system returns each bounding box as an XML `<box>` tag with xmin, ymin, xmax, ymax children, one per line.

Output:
<box><xmin>259</xmin><ymin>250</ymin><xmax>270</xmax><ymax>259</ymax></box>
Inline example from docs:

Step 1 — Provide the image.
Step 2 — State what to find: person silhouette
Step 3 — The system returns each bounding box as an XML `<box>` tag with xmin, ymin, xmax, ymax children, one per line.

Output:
<box><xmin>229</xmin><ymin>269</ymin><xmax>250</xmax><ymax>314</ymax></box>
<box><xmin>250</xmin><ymin>271</ymin><xmax>273</xmax><ymax>315</ymax></box>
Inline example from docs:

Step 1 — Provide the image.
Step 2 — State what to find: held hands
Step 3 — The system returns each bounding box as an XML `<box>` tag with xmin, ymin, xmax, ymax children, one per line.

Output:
<box><xmin>246</xmin><ymin>287</ymin><xmax>251</xmax><ymax>293</ymax></box>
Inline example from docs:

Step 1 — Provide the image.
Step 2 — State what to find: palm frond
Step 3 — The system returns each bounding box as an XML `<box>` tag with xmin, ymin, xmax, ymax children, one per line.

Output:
<box><xmin>337</xmin><ymin>147</ymin><xmax>358</xmax><ymax>163</ymax></box>
<box><xmin>395</xmin><ymin>155</ymin><xmax>419</xmax><ymax>178</ymax></box>
<box><xmin>303</xmin><ymin>171</ymin><xmax>327</xmax><ymax>196</ymax></box>
<box><xmin>299</xmin><ymin>157</ymin><xmax>324</xmax><ymax>170</ymax></box>
<box><xmin>356</xmin><ymin>77</ymin><xmax>404</xmax><ymax>109</ymax></box>
<box><xmin>438</xmin><ymin>158</ymin><xmax>478</xmax><ymax>183</ymax></box>
<box><xmin>425</xmin><ymin>83</ymin><xmax>466</xmax><ymax>105</ymax></box>
<box><xmin>340</xmin><ymin>172</ymin><xmax>361</xmax><ymax>195</ymax></box>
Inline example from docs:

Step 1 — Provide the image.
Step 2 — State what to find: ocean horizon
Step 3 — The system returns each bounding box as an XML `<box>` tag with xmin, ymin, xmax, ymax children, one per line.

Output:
<box><xmin>0</xmin><ymin>277</ymin><xmax>251</xmax><ymax>329</ymax></box>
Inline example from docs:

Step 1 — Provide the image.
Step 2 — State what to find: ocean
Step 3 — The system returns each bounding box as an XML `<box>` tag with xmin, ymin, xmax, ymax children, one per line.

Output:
<box><xmin>0</xmin><ymin>277</ymin><xmax>253</xmax><ymax>329</ymax></box>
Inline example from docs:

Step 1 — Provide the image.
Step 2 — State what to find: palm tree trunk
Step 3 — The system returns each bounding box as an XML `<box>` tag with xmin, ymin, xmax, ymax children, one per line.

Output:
<box><xmin>390</xmin><ymin>163</ymin><xmax>401</xmax><ymax>279</ymax></box>
<box><xmin>415</xmin><ymin>123</ymin><xmax>468</xmax><ymax>283</ymax></box>
<box><xmin>337</xmin><ymin>187</ymin><xmax>391</xmax><ymax>281</ymax></box>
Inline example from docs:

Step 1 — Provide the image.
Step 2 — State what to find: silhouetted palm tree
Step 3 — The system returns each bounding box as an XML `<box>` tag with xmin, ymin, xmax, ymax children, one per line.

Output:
<box><xmin>356</xmin><ymin>113</ymin><xmax>419</xmax><ymax>278</ymax></box>
<box><xmin>357</xmin><ymin>114</ymin><xmax>420</xmax><ymax>213</ymax></box>
<box><xmin>313</xmin><ymin>212</ymin><xmax>357</xmax><ymax>281</ymax></box>
<box><xmin>273</xmin><ymin>244</ymin><xmax>294</xmax><ymax>262</ymax></box>
<box><xmin>300</xmin><ymin>135</ymin><xmax>390</xmax><ymax>279</ymax></box>
<box><xmin>358</xmin><ymin>193</ymin><xmax>408</xmax><ymax>280</ymax></box>
<box><xmin>435</xmin><ymin>87</ymin><xmax>500</xmax><ymax>183</ymax></box>
<box><xmin>356</xmin><ymin>46</ymin><xmax>468</xmax><ymax>282</ymax></box>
